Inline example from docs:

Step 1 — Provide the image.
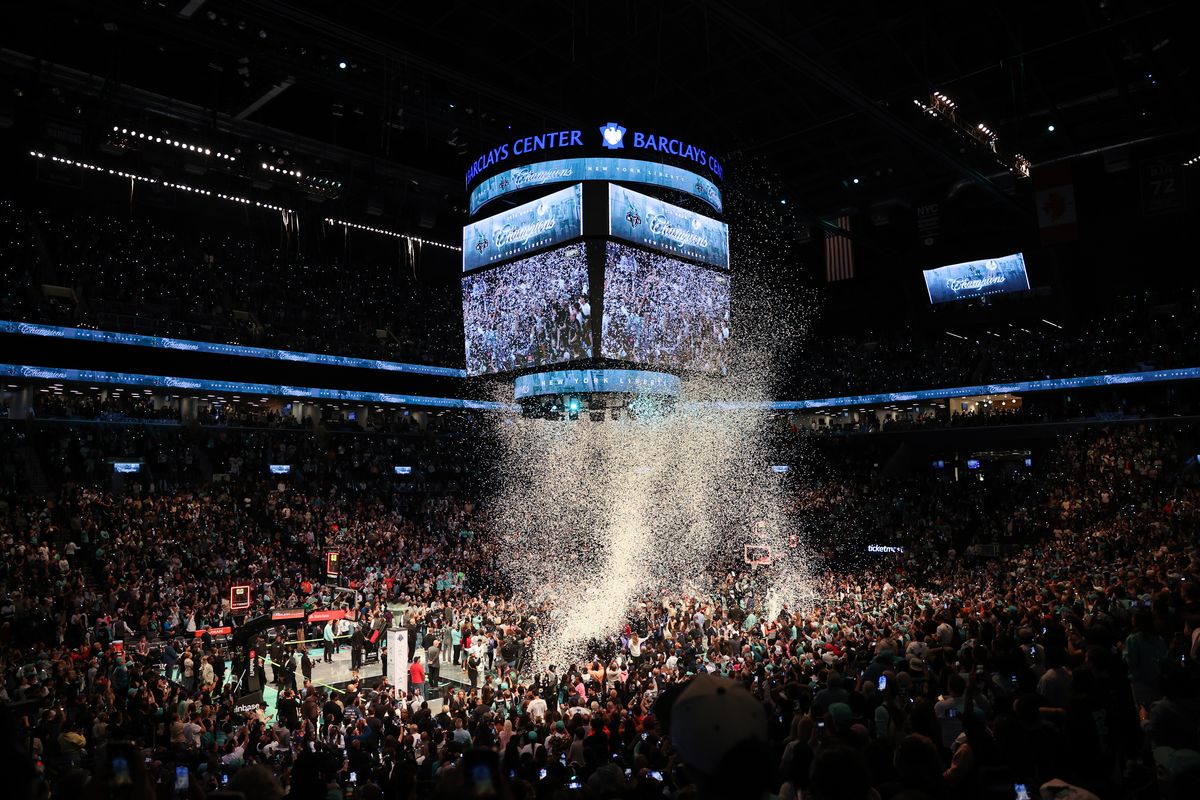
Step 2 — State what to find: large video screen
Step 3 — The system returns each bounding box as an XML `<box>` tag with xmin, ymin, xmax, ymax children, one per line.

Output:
<box><xmin>470</xmin><ymin>157</ymin><xmax>723</xmax><ymax>216</ymax></box>
<box><xmin>601</xmin><ymin>242</ymin><xmax>730</xmax><ymax>373</ymax></box>
<box><xmin>462</xmin><ymin>244</ymin><xmax>593</xmax><ymax>376</ymax></box>
<box><xmin>923</xmin><ymin>252</ymin><xmax>1029</xmax><ymax>304</ymax></box>
<box><xmin>462</xmin><ymin>183</ymin><xmax>583</xmax><ymax>272</ymax></box>
<box><xmin>608</xmin><ymin>184</ymin><xmax>729</xmax><ymax>269</ymax></box>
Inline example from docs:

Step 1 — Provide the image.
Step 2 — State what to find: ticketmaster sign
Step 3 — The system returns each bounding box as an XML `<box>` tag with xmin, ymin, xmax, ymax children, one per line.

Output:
<box><xmin>608</xmin><ymin>184</ymin><xmax>729</xmax><ymax>270</ymax></box>
<box><xmin>923</xmin><ymin>252</ymin><xmax>1030</xmax><ymax>304</ymax></box>
<box><xmin>462</xmin><ymin>184</ymin><xmax>583</xmax><ymax>272</ymax></box>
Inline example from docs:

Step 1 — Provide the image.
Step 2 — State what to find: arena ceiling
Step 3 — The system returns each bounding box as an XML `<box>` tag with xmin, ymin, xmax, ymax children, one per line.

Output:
<box><xmin>4</xmin><ymin>0</ymin><xmax>1196</xmax><ymax>230</ymax></box>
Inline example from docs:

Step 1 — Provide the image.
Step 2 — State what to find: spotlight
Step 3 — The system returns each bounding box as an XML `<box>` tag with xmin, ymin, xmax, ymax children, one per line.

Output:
<box><xmin>1047</xmin><ymin>124</ymin><xmax>1055</xmax><ymax>132</ymax></box>
<box><xmin>852</xmin><ymin>177</ymin><xmax>860</xmax><ymax>184</ymax></box>
<box><xmin>338</xmin><ymin>61</ymin><xmax>347</xmax><ymax>69</ymax></box>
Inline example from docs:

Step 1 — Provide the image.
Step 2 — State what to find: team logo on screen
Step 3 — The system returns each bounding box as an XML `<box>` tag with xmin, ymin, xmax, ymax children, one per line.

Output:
<box><xmin>600</xmin><ymin>122</ymin><xmax>627</xmax><ymax>149</ymax></box>
<box><xmin>624</xmin><ymin>201</ymin><xmax>642</xmax><ymax>226</ymax></box>
<box><xmin>474</xmin><ymin>233</ymin><xmax>490</xmax><ymax>254</ymax></box>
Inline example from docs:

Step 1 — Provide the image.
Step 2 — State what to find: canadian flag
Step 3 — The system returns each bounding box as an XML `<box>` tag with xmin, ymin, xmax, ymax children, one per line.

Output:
<box><xmin>1035</xmin><ymin>164</ymin><xmax>1078</xmax><ymax>244</ymax></box>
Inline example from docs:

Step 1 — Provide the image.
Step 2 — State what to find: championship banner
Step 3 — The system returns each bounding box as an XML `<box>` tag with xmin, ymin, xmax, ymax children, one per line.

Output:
<box><xmin>463</xmin><ymin>184</ymin><xmax>583</xmax><ymax>272</ymax></box>
<box><xmin>608</xmin><ymin>184</ymin><xmax>729</xmax><ymax>269</ymax></box>
<box><xmin>923</xmin><ymin>252</ymin><xmax>1029</xmax><ymax>304</ymax></box>
<box><xmin>387</xmin><ymin>628</ymin><xmax>409</xmax><ymax>697</ymax></box>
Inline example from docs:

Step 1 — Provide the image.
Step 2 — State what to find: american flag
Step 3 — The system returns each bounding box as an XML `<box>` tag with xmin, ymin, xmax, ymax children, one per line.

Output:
<box><xmin>824</xmin><ymin>215</ymin><xmax>854</xmax><ymax>282</ymax></box>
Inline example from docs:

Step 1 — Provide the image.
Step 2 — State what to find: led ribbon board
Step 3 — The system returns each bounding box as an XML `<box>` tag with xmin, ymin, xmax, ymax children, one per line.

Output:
<box><xmin>0</xmin><ymin>363</ymin><xmax>515</xmax><ymax>411</ymax></box>
<box><xmin>756</xmin><ymin>366</ymin><xmax>1200</xmax><ymax>411</ymax></box>
<box><xmin>608</xmin><ymin>184</ymin><xmax>730</xmax><ymax>269</ymax></box>
<box><xmin>463</xmin><ymin>184</ymin><xmax>583</xmax><ymax>272</ymax></box>
<box><xmin>923</xmin><ymin>252</ymin><xmax>1030</xmax><ymax>304</ymax></box>
<box><xmin>470</xmin><ymin>158</ymin><xmax>722</xmax><ymax>217</ymax></box>
<box><xmin>514</xmin><ymin>369</ymin><xmax>681</xmax><ymax>400</ymax></box>
<box><xmin>465</xmin><ymin>124</ymin><xmax>724</xmax><ymax>187</ymax></box>
<box><xmin>0</xmin><ymin>320</ymin><xmax>466</xmax><ymax>377</ymax></box>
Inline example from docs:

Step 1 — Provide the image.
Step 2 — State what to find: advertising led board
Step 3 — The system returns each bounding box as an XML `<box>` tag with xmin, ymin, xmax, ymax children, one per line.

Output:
<box><xmin>464</xmin><ymin>121</ymin><xmax>723</xmax><ymax>186</ymax></box>
<box><xmin>0</xmin><ymin>363</ymin><xmax>514</xmax><ymax>410</ymax></box>
<box><xmin>514</xmin><ymin>369</ymin><xmax>681</xmax><ymax>399</ymax></box>
<box><xmin>608</xmin><ymin>184</ymin><xmax>729</xmax><ymax>269</ymax></box>
<box><xmin>923</xmin><ymin>252</ymin><xmax>1030</xmax><ymax>304</ymax></box>
<box><xmin>752</xmin><ymin>366</ymin><xmax>1200</xmax><ymax>412</ymax></box>
<box><xmin>463</xmin><ymin>184</ymin><xmax>583</xmax><ymax>271</ymax></box>
<box><xmin>470</xmin><ymin>157</ymin><xmax>722</xmax><ymax>216</ymax></box>
<box><xmin>0</xmin><ymin>319</ymin><xmax>465</xmax><ymax>377</ymax></box>
<box><xmin>271</xmin><ymin>609</ymin><xmax>305</xmax><ymax>621</ymax></box>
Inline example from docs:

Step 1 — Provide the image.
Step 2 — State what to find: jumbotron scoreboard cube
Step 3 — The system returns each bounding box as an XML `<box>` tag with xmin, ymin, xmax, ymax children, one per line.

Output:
<box><xmin>460</xmin><ymin>121</ymin><xmax>730</xmax><ymax>418</ymax></box>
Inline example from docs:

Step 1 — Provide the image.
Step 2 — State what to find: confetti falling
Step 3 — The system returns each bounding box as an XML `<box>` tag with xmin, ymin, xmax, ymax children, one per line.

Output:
<box><xmin>485</xmin><ymin>163</ymin><xmax>822</xmax><ymax>671</ymax></box>
<box><xmin>489</xmin><ymin>382</ymin><xmax>819</xmax><ymax>671</ymax></box>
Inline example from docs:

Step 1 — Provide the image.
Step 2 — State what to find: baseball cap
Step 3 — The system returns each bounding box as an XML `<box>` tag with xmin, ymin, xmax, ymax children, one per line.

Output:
<box><xmin>668</xmin><ymin>674</ymin><xmax>767</xmax><ymax>776</ymax></box>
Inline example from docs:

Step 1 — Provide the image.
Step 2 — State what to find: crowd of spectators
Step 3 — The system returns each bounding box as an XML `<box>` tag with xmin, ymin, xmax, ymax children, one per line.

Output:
<box><xmin>5</xmin><ymin>191</ymin><xmax>1200</xmax><ymax>798</ymax></box>
<box><xmin>9</xmin><ymin>390</ymin><xmax>451</xmax><ymax>435</ymax></box>
<box><xmin>792</xmin><ymin>288</ymin><xmax>1200</xmax><ymax>398</ymax></box>
<box><xmin>795</xmin><ymin>388</ymin><xmax>1200</xmax><ymax>436</ymax></box>
<box><xmin>0</xmin><ymin>416</ymin><xmax>477</xmax><ymax>501</ymax></box>
<box><xmin>5</xmin><ymin>195</ymin><xmax>1200</xmax><ymax>400</ymax></box>
<box><xmin>0</xmin><ymin>200</ymin><xmax>461</xmax><ymax>367</ymax></box>
<box><xmin>0</xmin><ymin>412</ymin><xmax>1197</xmax><ymax>799</ymax></box>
